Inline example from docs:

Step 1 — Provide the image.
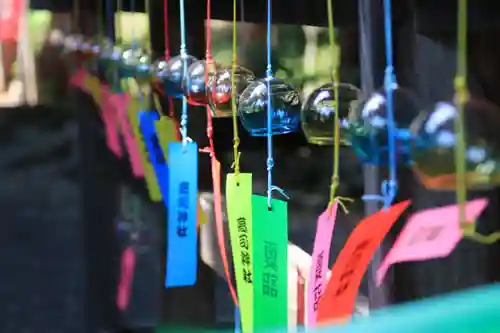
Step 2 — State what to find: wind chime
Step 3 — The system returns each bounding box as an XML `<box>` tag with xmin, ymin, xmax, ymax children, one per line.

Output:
<box><xmin>55</xmin><ymin>0</ymin><xmax>500</xmax><ymax>330</ymax></box>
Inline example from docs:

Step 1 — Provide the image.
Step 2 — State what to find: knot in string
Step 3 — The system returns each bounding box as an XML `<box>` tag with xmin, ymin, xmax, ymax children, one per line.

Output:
<box><xmin>362</xmin><ymin>179</ymin><xmax>398</xmax><ymax>209</ymax></box>
<box><xmin>206</xmin><ymin>124</ymin><xmax>213</xmax><ymax>138</ymax></box>
<box><xmin>461</xmin><ymin>221</ymin><xmax>500</xmax><ymax>244</ymax></box>
<box><xmin>266</xmin><ymin>157</ymin><xmax>275</xmax><ymax>171</ymax></box>
<box><xmin>453</xmin><ymin>76</ymin><xmax>469</xmax><ymax>105</ymax></box>
<box><xmin>332</xmin><ymin>197</ymin><xmax>354</xmax><ymax>215</ymax></box>
<box><xmin>199</xmin><ymin>146</ymin><xmax>215</xmax><ymax>158</ymax></box>
<box><xmin>384</xmin><ymin>66</ymin><xmax>397</xmax><ymax>88</ymax></box>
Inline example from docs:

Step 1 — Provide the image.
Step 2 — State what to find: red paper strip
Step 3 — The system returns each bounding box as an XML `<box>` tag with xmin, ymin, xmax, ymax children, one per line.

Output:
<box><xmin>317</xmin><ymin>200</ymin><xmax>411</xmax><ymax>324</ymax></box>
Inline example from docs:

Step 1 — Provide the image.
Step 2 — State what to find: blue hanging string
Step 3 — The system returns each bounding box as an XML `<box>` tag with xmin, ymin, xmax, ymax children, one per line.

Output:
<box><xmin>266</xmin><ymin>0</ymin><xmax>274</xmax><ymax>209</ymax></box>
<box><xmin>264</xmin><ymin>0</ymin><xmax>288</xmax><ymax>209</ymax></box>
<box><xmin>265</xmin><ymin>0</ymin><xmax>274</xmax><ymax>209</ymax></box>
<box><xmin>382</xmin><ymin>0</ymin><xmax>398</xmax><ymax>209</ymax></box>
<box><xmin>179</xmin><ymin>0</ymin><xmax>189</xmax><ymax>146</ymax></box>
<box><xmin>362</xmin><ymin>0</ymin><xmax>398</xmax><ymax>209</ymax></box>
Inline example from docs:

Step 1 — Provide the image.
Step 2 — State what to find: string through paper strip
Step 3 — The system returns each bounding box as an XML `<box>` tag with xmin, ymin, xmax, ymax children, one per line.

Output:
<box><xmin>454</xmin><ymin>0</ymin><xmax>500</xmax><ymax>244</ymax></box>
<box><xmin>264</xmin><ymin>0</ymin><xmax>288</xmax><ymax>209</ymax></box>
<box><xmin>197</xmin><ymin>0</ymin><xmax>240</xmax><ymax>307</ymax></box>
<box><xmin>230</xmin><ymin>0</ymin><xmax>241</xmax><ymax>179</ymax></box>
<box><xmin>326</xmin><ymin>0</ymin><xmax>353</xmax><ymax>214</ymax></box>
<box><xmin>362</xmin><ymin>0</ymin><xmax>398</xmax><ymax>209</ymax></box>
<box><xmin>179</xmin><ymin>0</ymin><xmax>189</xmax><ymax>146</ymax></box>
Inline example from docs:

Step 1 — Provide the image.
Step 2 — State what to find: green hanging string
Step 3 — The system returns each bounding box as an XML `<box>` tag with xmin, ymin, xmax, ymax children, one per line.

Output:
<box><xmin>455</xmin><ymin>0</ymin><xmax>500</xmax><ymax>244</ymax></box>
<box><xmin>326</xmin><ymin>0</ymin><xmax>353</xmax><ymax>214</ymax></box>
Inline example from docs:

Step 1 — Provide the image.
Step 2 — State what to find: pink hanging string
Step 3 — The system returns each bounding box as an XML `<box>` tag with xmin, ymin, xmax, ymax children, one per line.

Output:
<box><xmin>116</xmin><ymin>246</ymin><xmax>136</xmax><ymax>311</ymax></box>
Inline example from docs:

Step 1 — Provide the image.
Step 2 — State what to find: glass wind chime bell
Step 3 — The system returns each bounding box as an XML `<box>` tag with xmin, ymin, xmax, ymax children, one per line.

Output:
<box><xmin>161</xmin><ymin>54</ymin><xmax>198</xmax><ymax>98</ymax></box>
<box><xmin>119</xmin><ymin>46</ymin><xmax>152</xmax><ymax>80</ymax></box>
<box><xmin>238</xmin><ymin>77</ymin><xmax>301</xmax><ymax>136</ymax></box>
<box><xmin>237</xmin><ymin>0</ymin><xmax>301</xmax><ymax>135</ymax></box>
<box><xmin>345</xmin><ymin>85</ymin><xmax>420</xmax><ymax>165</ymax></box>
<box><xmin>183</xmin><ymin>60</ymin><xmax>220</xmax><ymax>106</ymax></box>
<box><xmin>301</xmin><ymin>82</ymin><xmax>361</xmax><ymax>146</ymax></box>
<box><xmin>410</xmin><ymin>99</ymin><xmax>500</xmax><ymax>190</ymax></box>
<box><xmin>208</xmin><ymin>66</ymin><xmax>256</xmax><ymax>116</ymax></box>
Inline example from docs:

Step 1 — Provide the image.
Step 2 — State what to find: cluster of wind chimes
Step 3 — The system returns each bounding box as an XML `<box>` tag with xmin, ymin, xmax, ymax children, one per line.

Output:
<box><xmin>0</xmin><ymin>0</ymin><xmax>38</xmax><ymax>106</ymax></box>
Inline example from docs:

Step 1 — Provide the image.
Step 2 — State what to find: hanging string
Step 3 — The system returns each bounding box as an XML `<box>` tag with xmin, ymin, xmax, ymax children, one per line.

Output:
<box><xmin>326</xmin><ymin>0</ymin><xmax>353</xmax><ymax>214</ymax></box>
<box><xmin>239</xmin><ymin>0</ymin><xmax>245</xmax><ymax>21</ymax></box>
<box><xmin>265</xmin><ymin>0</ymin><xmax>275</xmax><ymax>209</ymax></box>
<box><xmin>263</xmin><ymin>0</ymin><xmax>289</xmax><ymax>210</ymax></box>
<box><xmin>159</xmin><ymin>0</ymin><xmax>175</xmax><ymax>118</ymax></box>
<box><xmin>362</xmin><ymin>0</ymin><xmax>398</xmax><ymax>208</ymax></box>
<box><xmin>231</xmin><ymin>0</ymin><xmax>241</xmax><ymax>181</ymax></box>
<box><xmin>179</xmin><ymin>0</ymin><xmax>189</xmax><ymax>146</ymax></box>
<box><xmin>129</xmin><ymin>0</ymin><xmax>137</xmax><ymax>48</ymax></box>
<box><xmin>454</xmin><ymin>0</ymin><xmax>468</xmax><ymax>236</ymax></box>
<box><xmin>454</xmin><ymin>0</ymin><xmax>500</xmax><ymax>244</ymax></box>
<box><xmin>198</xmin><ymin>0</ymin><xmax>240</xmax><ymax>307</ymax></box>
<box><xmin>381</xmin><ymin>0</ymin><xmax>397</xmax><ymax>209</ymax></box>
<box><xmin>145</xmin><ymin>0</ymin><xmax>151</xmax><ymax>52</ymax></box>
<box><xmin>106</xmin><ymin>0</ymin><xmax>114</xmax><ymax>42</ymax></box>
<box><xmin>116</xmin><ymin>0</ymin><xmax>122</xmax><ymax>44</ymax></box>
<box><xmin>73</xmin><ymin>0</ymin><xmax>80</xmax><ymax>33</ymax></box>
<box><xmin>97</xmin><ymin>0</ymin><xmax>103</xmax><ymax>45</ymax></box>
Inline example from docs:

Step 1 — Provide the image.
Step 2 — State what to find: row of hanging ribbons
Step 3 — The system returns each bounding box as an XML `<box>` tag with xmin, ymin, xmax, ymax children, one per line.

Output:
<box><xmin>58</xmin><ymin>0</ymin><xmax>500</xmax><ymax>331</ymax></box>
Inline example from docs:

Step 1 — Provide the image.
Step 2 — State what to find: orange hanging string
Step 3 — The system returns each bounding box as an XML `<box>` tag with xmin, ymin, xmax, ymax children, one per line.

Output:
<box><xmin>199</xmin><ymin>0</ymin><xmax>239</xmax><ymax>307</ymax></box>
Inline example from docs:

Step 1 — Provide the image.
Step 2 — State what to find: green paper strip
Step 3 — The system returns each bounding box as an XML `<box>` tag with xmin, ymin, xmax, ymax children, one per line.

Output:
<box><xmin>226</xmin><ymin>173</ymin><xmax>254</xmax><ymax>333</ymax></box>
<box><xmin>252</xmin><ymin>195</ymin><xmax>288</xmax><ymax>332</ymax></box>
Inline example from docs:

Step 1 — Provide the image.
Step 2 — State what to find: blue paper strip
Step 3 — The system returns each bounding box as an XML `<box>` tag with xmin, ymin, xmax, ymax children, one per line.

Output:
<box><xmin>139</xmin><ymin>111</ymin><xmax>169</xmax><ymax>205</ymax></box>
<box><xmin>165</xmin><ymin>141</ymin><xmax>198</xmax><ymax>287</ymax></box>
<box><xmin>234</xmin><ymin>307</ymin><xmax>241</xmax><ymax>333</ymax></box>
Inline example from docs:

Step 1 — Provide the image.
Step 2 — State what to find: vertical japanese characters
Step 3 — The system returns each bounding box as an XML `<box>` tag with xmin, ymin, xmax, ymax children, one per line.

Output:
<box><xmin>237</xmin><ymin>217</ymin><xmax>253</xmax><ymax>284</ymax></box>
<box><xmin>313</xmin><ymin>251</ymin><xmax>324</xmax><ymax>311</ymax></box>
<box><xmin>262</xmin><ymin>241</ymin><xmax>279</xmax><ymax>298</ymax></box>
<box><xmin>177</xmin><ymin>181</ymin><xmax>190</xmax><ymax>237</ymax></box>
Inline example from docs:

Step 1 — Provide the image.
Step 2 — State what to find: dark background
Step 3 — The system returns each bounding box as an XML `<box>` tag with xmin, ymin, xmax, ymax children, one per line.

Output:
<box><xmin>1</xmin><ymin>0</ymin><xmax>500</xmax><ymax>332</ymax></box>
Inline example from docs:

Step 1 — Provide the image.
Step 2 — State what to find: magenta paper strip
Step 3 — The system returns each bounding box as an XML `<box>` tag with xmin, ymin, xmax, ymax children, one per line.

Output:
<box><xmin>108</xmin><ymin>93</ymin><xmax>145</xmax><ymax>177</ymax></box>
<box><xmin>307</xmin><ymin>202</ymin><xmax>338</xmax><ymax>328</ymax></box>
<box><xmin>116</xmin><ymin>246</ymin><xmax>136</xmax><ymax>311</ymax></box>
<box><xmin>376</xmin><ymin>198</ymin><xmax>488</xmax><ymax>285</ymax></box>
<box><xmin>100</xmin><ymin>88</ymin><xmax>123</xmax><ymax>158</ymax></box>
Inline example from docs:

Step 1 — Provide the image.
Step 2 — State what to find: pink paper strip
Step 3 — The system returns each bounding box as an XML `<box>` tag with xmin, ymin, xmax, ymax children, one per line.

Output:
<box><xmin>108</xmin><ymin>93</ymin><xmax>145</xmax><ymax>177</ymax></box>
<box><xmin>69</xmin><ymin>68</ymin><xmax>89</xmax><ymax>90</ymax></box>
<box><xmin>307</xmin><ymin>202</ymin><xmax>338</xmax><ymax>328</ymax></box>
<box><xmin>117</xmin><ymin>246</ymin><xmax>136</xmax><ymax>311</ymax></box>
<box><xmin>376</xmin><ymin>198</ymin><xmax>488</xmax><ymax>285</ymax></box>
<box><xmin>100</xmin><ymin>88</ymin><xmax>123</xmax><ymax>158</ymax></box>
